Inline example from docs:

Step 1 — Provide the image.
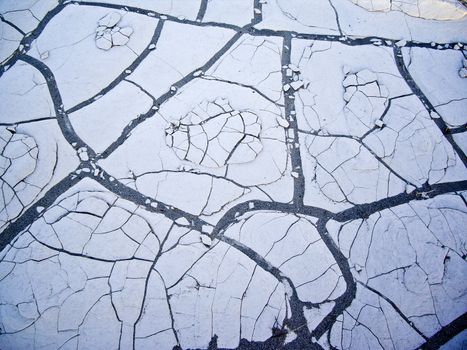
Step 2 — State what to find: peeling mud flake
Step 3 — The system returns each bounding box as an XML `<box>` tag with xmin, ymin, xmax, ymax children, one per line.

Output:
<box><xmin>95</xmin><ymin>12</ymin><xmax>133</xmax><ymax>51</ymax></box>
<box><xmin>98</xmin><ymin>12</ymin><xmax>121</xmax><ymax>28</ymax></box>
<box><xmin>277</xmin><ymin>116</ymin><xmax>290</xmax><ymax>128</ymax></box>
<box><xmin>200</xmin><ymin>234</ymin><xmax>212</xmax><ymax>247</ymax></box>
<box><xmin>459</xmin><ymin>59</ymin><xmax>467</xmax><ymax>78</ymax></box>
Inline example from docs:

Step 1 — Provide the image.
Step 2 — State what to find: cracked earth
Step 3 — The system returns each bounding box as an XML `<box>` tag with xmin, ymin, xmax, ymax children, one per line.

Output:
<box><xmin>0</xmin><ymin>0</ymin><xmax>466</xmax><ymax>349</ymax></box>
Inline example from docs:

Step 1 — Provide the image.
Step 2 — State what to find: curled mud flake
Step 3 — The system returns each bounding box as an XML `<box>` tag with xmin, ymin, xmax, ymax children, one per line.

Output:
<box><xmin>98</xmin><ymin>12</ymin><xmax>121</xmax><ymax>28</ymax></box>
<box><xmin>166</xmin><ymin>99</ymin><xmax>263</xmax><ymax>168</ymax></box>
<box><xmin>459</xmin><ymin>59</ymin><xmax>467</xmax><ymax>78</ymax></box>
<box><xmin>95</xmin><ymin>12</ymin><xmax>133</xmax><ymax>51</ymax></box>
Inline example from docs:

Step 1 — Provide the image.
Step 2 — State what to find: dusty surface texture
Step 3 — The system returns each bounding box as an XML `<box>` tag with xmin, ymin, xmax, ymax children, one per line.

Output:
<box><xmin>0</xmin><ymin>0</ymin><xmax>467</xmax><ymax>349</ymax></box>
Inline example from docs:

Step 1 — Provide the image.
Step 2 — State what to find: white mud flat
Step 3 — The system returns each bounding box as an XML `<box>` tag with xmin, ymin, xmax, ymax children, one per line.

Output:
<box><xmin>0</xmin><ymin>0</ymin><xmax>466</xmax><ymax>349</ymax></box>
